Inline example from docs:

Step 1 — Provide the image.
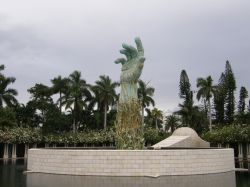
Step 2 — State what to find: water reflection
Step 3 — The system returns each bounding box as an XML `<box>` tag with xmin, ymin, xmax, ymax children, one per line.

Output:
<box><xmin>0</xmin><ymin>159</ymin><xmax>26</xmax><ymax>187</ymax></box>
<box><xmin>27</xmin><ymin>171</ymin><xmax>236</xmax><ymax>187</ymax></box>
<box><xmin>236</xmin><ymin>172</ymin><xmax>250</xmax><ymax>187</ymax></box>
<box><xmin>2</xmin><ymin>159</ymin><xmax>249</xmax><ymax>187</ymax></box>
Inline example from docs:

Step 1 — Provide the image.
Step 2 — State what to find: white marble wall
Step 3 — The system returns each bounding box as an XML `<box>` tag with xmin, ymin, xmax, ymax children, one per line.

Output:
<box><xmin>26</xmin><ymin>171</ymin><xmax>236</xmax><ymax>187</ymax></box>
<box><xmin>27</xmin><ymin>149</ymin><xmax>235</xmax><ymax>177</ymax></box>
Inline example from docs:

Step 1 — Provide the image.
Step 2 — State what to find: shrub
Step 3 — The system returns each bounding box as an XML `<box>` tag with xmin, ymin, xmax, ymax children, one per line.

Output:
<box><xmin>202</xmin><ymin>124</ymin><xmax>250</xmax><ymax>143</ymax></box>
<box><xmin>0</xmin><ymin>127</ymin><xmax>169</xmax><ymax>146</ymax></box>
<box><xmin>144</xmin><ymin>128</ymin><xmax>170</xmax><ymax>145</ymax></box>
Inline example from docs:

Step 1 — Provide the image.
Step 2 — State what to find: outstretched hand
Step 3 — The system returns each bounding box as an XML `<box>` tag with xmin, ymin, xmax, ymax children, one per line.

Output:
<box><xmin>115</xmin><ymin>37</ymin><xmax>145</xmax><ymax>102</ymax></box>
<box><xmin>115</xmin><ymin>37</ymin><xmax>145</xmax><ymax>74</ymax></box>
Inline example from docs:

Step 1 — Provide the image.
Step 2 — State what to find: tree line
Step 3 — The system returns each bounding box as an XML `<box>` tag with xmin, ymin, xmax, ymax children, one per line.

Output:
<box><xmin>173</xmin><ymin>60</ymin><xmax>249</xmax><ymax>134</ymax></box>
<box><xmin>0</xmin><ymin>60</ymin><xmax>249</xmax><ymax>136</ymax></box>
<box><xmin>0</xmin><ymin>65</ymin><xmax>157</xmax><ymax>134</ymax></box>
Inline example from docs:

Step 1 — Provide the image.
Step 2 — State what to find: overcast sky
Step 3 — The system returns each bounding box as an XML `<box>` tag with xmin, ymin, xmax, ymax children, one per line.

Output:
<box><xmin>0</xmin><ymin>0</ymin><xmax>249</xmax><ymax>114</ymax></box>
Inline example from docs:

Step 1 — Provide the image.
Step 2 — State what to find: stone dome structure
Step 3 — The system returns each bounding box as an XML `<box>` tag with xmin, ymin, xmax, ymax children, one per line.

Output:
<box><xmin>152</xmin><ymin>127</ymin><xmax>210</xmax><ymax>149</ymax></box>
<box><xmin>172</xmin><ymin>127</ymin><xmax>199</xmax><ymax>137</ymax></box>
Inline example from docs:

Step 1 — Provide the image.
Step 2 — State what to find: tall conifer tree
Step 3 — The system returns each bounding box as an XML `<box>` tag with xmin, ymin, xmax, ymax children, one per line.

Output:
<box><xmin>224</xmin><ymin>61</ymin><xmax>236</xmax><ymax>123</ymax></box>
<box><xmin>238</xmin><ymin>86</ymin><xmax>248</xmax><ymax>113</ymax></box>
<box><xmin>214</xmin><ymin>73</ymin><xmax>226</xmax><ymax>124</ymax></box>
<box><xmin>179</xmin><ymin>70</ymin><xmax>192</xmax><ymax>103</ymax></box>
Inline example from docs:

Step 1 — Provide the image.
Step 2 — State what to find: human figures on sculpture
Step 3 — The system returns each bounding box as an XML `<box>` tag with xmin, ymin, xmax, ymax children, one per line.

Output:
<box><xmin>115</xmin><ymin>37</ymin><xmax>145</xmax><ymax>103</ymax></box>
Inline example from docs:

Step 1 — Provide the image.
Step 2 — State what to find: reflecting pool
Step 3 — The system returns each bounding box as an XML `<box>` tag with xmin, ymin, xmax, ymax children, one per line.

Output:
<box><xmin>0</xmin><ymin>159</ymin><xmax>249</xmax><ymax>187</ymax></box>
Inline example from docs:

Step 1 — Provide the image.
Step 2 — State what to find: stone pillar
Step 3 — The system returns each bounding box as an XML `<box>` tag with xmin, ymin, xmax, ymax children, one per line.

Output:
<box><xmin>225</xmin><ymin>143</ymin><xmax>230</xmax><ymax>148</ymax></box>
<box><xmin>247</xmin><ymin>144</ymin><xmax>250</xmax><ymax>160</ymax></box>
<box><xmin>3</xmin><ymin>144</ymin><xmax>9</xmax><ymax>159</ymax></box>
<box><xmin>238</xmin><ymin>143</ymin><xmax>243</xmax><ymax>160</ymax></box>
<box><xmin>247</xmin><ymin>144</ymin><xmax>250</xmax><ymax>170</ymax></box>
<box><xmin>24</xmin><ymin>144</ymin><xmax>29</xmax><ymax>158</ymax></box>
<box><xmin>11</xmin><ymin>144</ymin><xmax>17</xmax><ymax>159</ymax></box>
<box><xmin>238</xmin><ymin>143</ymin><xmax>244</xmax><ymax>168</ymax></box>
<box><xmin>218</xmin><ymin>143</ymin><xmax>222</xmax><ymax>148</ymax></box>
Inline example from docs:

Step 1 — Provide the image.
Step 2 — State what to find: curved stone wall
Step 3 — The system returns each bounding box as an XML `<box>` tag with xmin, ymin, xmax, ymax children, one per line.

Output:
<box><xmin>27</xmin><ymin>149</ymin><xmax>235</xmax><ymax>177</ymax></box>
<box><xmin>26</xmin><ymin>172</ymin><xmax>236</xmax><ymax>187</ymax></box>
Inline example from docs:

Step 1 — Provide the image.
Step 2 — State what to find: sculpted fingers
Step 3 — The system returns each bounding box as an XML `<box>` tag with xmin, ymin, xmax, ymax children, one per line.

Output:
<box><xmin>135</xmin><ymin>37</ymin><xmax>144</xmax><ymax>56</ymax></box>
<box><xmin>139</xmin><ymin>57</ymin><xmax>145</xmax><ymax>63</ymax></box>
<box><xmin>120</xmin><ymin>49</ymin><xmax>132</xmax><ymax>60</ymax></box>
<box><xmin>122</xmin><ymin>43</ymin><xmax>138</xmax><ymax>58</ymax></box>
<box><xmin>116</xmin><ymin>37</ymin><xmax>144</xmax><ymax>65</ymax></box>
<box><xmin>115</xmin><ymin>58</ymin><xmax>126</xmax><ymax>65</ymax></box>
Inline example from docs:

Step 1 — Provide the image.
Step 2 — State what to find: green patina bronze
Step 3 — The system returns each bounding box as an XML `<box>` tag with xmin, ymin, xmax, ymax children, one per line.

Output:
<box><xmin>115</xmin><ymin>37</ymin><xmax>145</xmax><ymax>149</ymax></box>
<box><xmin>115</xmin><ymin>37</ymin><xmax>145</xmax><ymax>103</ymax></box>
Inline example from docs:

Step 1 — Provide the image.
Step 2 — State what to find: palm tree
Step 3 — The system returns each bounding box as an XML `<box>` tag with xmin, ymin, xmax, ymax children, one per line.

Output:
<box><xmin>175</xmin><ymin>98</ymin><xmax>199</xmax><ymax>127</ymax></box>
<box><xmin>196</xmin><ymin>76</ymin><xmax>217</xmax><ymax>131</ymax></box>
<box><xmin>28</xmin><ymin>83</ymin><xmax>53</xmax><ymax>125</ymax></box>
<box><xmin>176</xmin><ymin>92</ymin><xmax>208</xmax><ymax>133</ymax></box>
<box><xmin>138</xmin><ymin>80</ymin><xmax>155</xmax><ymax>126</ymax></box>
<box><xmin>165</xmin><ymin>115</ymin><xmax>179</xmax><ymax>133</ymax></box>
<box><xmin>0</xmin><ymin>76</ymin><xmax>18</xmax><ymax>108</ymax></box>
<box><xmin>51</xmin><ymin>76</ymin><xmax>69</xmax><ymax>113</ymax></box>
<box><xmin>28</xmin><ymin>83</ymin><xmax>52</xmax><ymax>102</ymax></box>
<box><xmin>92</xmin><ymin>75</ymin><xmax>119</xmax><ymax>130</ymax></box>
<box><xmin>61</xmin><ymin>71</ymin><xmax>91</xmax><ymax>132</ymax></box>
<box><xmin>151</xmin><ymin>108</ymin><xmax>163</xmax><ymax>129</ymax></box>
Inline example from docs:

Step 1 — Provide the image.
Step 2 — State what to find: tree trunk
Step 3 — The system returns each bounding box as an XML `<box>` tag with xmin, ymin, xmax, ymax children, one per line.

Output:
<box><xmin>248</xmin><ymin>100</ymin><xmax>250</xmax><ymax>113</ymax></box>
<box><xmin>41</xmin><ymin>110</ymin><xmax>45</xmax><ymax>126</ymax></box>
<box><xmin>155</xmin><ymin>118</ymin><xmax>158</xmax><ymax>130</ymax></box>
<box><xmin>0</xmin><ymin>99</ymin><xmax>3</xmax><ymax>108</ymax></box>
<box><xmin>73</xmin><ymin>107</ymin><xmax>76</xmax><ymax>133</ymax></box>
<box><xmin>208</xmin><ymin>98</ymin><xmax>212</xmax><ymax>131</ymax></box>
<box><xmin>73</xmin><ymin>118</ymin><xmax>76</xmax><ymax>133</ymax></box>
<box><xmin>171</xmin><ymin>124</ymin><xmax>174</xmax><ymax>133</ymax></box>
<box><xmin>59</xmin><ymin>91</ymin><xmax>62</xmax><ymax>113</ymax></box>
<box><xmin>141</xmin><ymin>106</ymin><xmax>144</xmax><ymax>126</ymax></box>
<box><xmin>204</xmin><ymin>99</ymin><xmax>207</xmax><ymax>116</ymax></box>
<box><xmin>104</xmin><ymin>103</ymin><xmax>107</xmax><ymax>130</ymax></box>
<box><xmin>73</xmin><ymin>100</ymin><xmax>77</xmax><ymax>133</ymax></box>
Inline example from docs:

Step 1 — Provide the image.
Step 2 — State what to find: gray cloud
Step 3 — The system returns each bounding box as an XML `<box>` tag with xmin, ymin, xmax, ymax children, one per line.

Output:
<box><xmin>0</xmin><ymin>0</ymin><xmax>250</xmax><ymax>113</ymax></box>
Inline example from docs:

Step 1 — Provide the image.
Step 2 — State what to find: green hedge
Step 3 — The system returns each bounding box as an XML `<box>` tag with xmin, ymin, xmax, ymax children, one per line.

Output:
<box><xmin>43</xmin><ymin>130</ymin><xmax>116</xmax><ymax>145</ymax></box>
<box><xmin>202</xmin><ymin>125</ymin><xmax>250</xmax><ymax>143</ymax></box>
<box><xmin>144</xmin><ymin>128</ymin><xmax>170</xmax><ymax>145</ymax></box>
<box><xmin>0</xmin><ymin>127</ymin><xmax>169</xmax><ymax>145</ymax></box>
<box><xmin>3</xmin><ymin>126</ymin><xmax>249</xmax><ymax>145</ymax></box>
<box><xmin>0</xmin><ymin>128</ymin><xmax>42</xmax><ymax>144</ymax></box>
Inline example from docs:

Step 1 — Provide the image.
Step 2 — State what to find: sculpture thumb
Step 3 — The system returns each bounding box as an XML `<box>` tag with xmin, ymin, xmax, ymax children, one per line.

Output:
<box><xmin>139</xmin><ymin>57</ymin><xmax>145</xmax><ymax>63</ymax></box>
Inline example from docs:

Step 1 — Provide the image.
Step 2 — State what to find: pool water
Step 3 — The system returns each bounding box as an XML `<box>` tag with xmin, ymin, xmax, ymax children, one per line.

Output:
<box><xmin>0</xmin><ymin>159</ymin><xmax>249</xmax><ymax>187</ymax></box>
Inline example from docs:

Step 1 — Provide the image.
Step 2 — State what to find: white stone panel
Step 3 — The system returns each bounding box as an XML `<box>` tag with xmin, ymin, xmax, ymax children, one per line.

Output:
<box><xmin>27</xmin><ymin>148</ymin><xmax>235</xmax><ymax>177</ymax></box>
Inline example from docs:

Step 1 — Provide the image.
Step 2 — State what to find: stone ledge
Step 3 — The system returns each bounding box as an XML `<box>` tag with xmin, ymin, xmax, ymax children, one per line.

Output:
<box><xmin>27</xmin><ymin>148</ymin><xmax>234</xmax><ymax>177</ymax></box>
